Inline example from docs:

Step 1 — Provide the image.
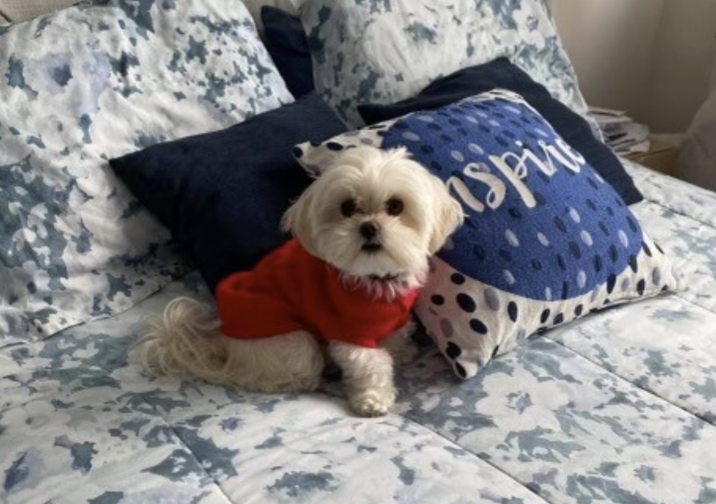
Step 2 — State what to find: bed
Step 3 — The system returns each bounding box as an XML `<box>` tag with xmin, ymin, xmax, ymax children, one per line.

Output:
<box><xmin>2</xmin><ymin>2</ymin><xmax>715</xmax><ymax>504</ymax></box>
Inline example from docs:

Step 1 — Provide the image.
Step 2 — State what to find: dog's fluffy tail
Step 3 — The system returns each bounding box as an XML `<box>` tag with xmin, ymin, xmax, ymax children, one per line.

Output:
<box><xmin>133</xmin><ymin>297</ymin><xmax>228</xmax><ymax>383</ymax></box>
<box><xmin>133</xmin><ymin>297</ymin><xmax>325</xmax><ymax>393</ymax></box>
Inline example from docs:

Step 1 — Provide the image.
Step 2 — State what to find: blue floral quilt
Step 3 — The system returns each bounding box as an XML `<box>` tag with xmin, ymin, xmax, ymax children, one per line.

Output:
<box><xmin>2</xmin><ymin>163</ymin><xmax>715</xmax><ymax>504</ymax></box>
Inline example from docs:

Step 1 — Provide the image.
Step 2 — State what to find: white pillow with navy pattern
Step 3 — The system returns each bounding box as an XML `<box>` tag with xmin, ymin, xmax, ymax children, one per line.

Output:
<box><xmin>293</xmin><ymin>89</ymin><xmax>680</xmax><ymax>379</ymax></box>
<box><xmin>299</xmin><ymin>0</ymin><xmax>600</xmax><ymax>138</ymax></box>
<box><xmin>0</xmin><ymin>0</ymin><xmax>293</xmax><ymax>345</ymax></box>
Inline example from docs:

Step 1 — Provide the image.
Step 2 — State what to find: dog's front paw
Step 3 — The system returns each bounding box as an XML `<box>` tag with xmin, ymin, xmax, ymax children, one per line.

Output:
<box><xmin>348</xmin><ymin>389</ymin><xmax>396</xmax><ymax>417</ymax></box>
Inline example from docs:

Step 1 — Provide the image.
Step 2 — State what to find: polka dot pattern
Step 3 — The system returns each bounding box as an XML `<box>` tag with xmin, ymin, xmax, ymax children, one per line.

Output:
<box><xmin>470</xmin><ymin>318</ymin><xmax>488</xmax><ymax>335</ymax></box>
<box><xmin>456</xmin><ymin>293</ymin><xmax>476</xmax><ymax>313</ymax></box>
<box><xmin>484</xmin><ymin>288</ymin><xmax>501</xmax><ymax>311</ymax></box>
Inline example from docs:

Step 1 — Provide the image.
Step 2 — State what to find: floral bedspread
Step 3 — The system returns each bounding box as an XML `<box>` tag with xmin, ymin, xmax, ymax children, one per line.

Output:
<box><xmin>2</xmin><ymin>162</ymin><xmax>715</xmax><ymax>504</ymax></box>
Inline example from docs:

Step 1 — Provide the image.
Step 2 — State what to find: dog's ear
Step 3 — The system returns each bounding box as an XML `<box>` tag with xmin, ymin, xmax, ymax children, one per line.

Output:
<box><xmin>428</xmin><ymin>176</ymin><xmax>464</xmax><ymax>254</ymax></box>
<box><xmin>281</xmin><ymin>183</ymin><xmax>318</xmax><ymax>254</ymax></box>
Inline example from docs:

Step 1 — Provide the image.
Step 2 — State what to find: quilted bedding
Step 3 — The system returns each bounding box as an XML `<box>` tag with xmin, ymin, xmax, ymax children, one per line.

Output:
<box><xmin>1</xmin><ymin>161</ymin><xmax>715</xmax><ymax>504</ymax></box>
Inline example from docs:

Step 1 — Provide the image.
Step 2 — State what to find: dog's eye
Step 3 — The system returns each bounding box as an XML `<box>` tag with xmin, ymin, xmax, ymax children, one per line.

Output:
<box><xmin>386</xmin><ymin>198</ymin><xmax>404</xmax><ymax>216</ymax></box>
<box><xmin>341</xmin><ymin>199</ymin><xmax>357</xmax><ymax>217</ymax></box>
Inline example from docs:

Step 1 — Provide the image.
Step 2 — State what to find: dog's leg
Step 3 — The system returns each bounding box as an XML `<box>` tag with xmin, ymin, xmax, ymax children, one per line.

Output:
<box><xmin>134</xmin><ymin>298</ymin><xmax>323</xmax><ymax>393</ymax></box>
<box><xmin>328</xmin><ymin>341</ymin><xmax>395</xmax><ymax>417</ymax></box>
<box><xmin>222</xmin><ymin>331</ymin><xmax>324</xmax><ymax>393</ymax></box>
<box><xmin>381</xmin><ymin>319</ymin><xmax>419</xmax><ymax>365</ymax></box>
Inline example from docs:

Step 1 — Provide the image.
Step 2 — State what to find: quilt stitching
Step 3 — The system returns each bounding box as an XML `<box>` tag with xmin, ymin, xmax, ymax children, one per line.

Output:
<box><xmin>394</xmin><ymin>413</ymin><xmax>555</xmax><ymax>504</ymax></box>
<box><xmin>542</xmin><ymin>334</ymin><xmax>716</xmax><ymax>428</ymax></box>
<box><xmin>127</xmin><ymin>393</ymin><xmax>237</xmax><ymax>504</ymax></box>
<box><xmin>641</xmin><ymin>194</ymin><xmax>716</xmax><ymax>318</ymax></box>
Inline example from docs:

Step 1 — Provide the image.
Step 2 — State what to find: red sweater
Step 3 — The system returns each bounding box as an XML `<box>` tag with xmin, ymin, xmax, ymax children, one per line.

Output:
<box><xmin>215</xmin><ymin>239</ymin><xmax>419</xmax><ymax>348</ymax></box>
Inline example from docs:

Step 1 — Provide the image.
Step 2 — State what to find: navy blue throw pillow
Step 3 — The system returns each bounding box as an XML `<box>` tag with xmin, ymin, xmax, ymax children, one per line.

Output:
<box><xmin>358</xmin><ymin>57</ymin><xmax>643</xmax><ymax>205</ymax></box>
<box><xmin>109</xmin><ymin>93</ymin><xmax>346</xmax><ymax>292</ymax></box>
<box><xmin>261</xmin><ymin>6</ymin><xmax>315</xmax><ymax>98</ymax></box>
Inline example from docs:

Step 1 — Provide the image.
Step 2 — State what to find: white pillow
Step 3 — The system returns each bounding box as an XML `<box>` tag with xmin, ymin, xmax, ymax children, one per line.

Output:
<box><xmin>0</xmin><ymin>1</ymin><xmax>303</xmax><ymax>28</ymax></box>
<box><xmin>0</xmin><ymin>0</ymin><xmax>80</xmax><ymax>22</ymax></box>
<box><xmin>0</xmin><ymin>0</ymin><xmax>293</xmax><ymax>345</ymax></box>
<box><xmin>299</xmin><ymin>0</ymin><xmax>597</xmax><ymax>136</ymax></box>
<box><xmin>241</xmin><ymin>0</ymin><xmax>302</xmax><ymax>30</ymax></box>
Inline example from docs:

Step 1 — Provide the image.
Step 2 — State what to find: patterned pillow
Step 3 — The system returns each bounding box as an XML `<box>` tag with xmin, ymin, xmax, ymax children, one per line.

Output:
<box><xmin>242</xmin><ymin>0</ymin><xmax>302</xmax><ymax>29</ymax></box>
<box><xmin>292</xmin><ymin>90</ymin><xmax>680</xmax><ymax>379</ymax></box>
<box><xmin>0</xmin><ymin>0</ymin><xmax>292</xmax><ymax>345</ymax></box>
<box><xmin>299</xmin><ymin>0</ymin><xmax>598</xmax><ymax>136</ymax></box>
<box><xmin>261</xmin><ymin>6</ymin><xmax>314</xmax><ymax>98</ymax></box>
<box><xmin>358</xmin><ymin>58</ymin><xmax>643</xmax><ymax>206</ymax></box>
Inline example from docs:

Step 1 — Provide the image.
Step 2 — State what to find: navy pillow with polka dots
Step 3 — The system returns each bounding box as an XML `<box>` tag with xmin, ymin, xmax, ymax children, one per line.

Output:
<box><xmin>293</xmin><ymin>89</ymin><xmax>680</xmax><ymax>379</ymax></box>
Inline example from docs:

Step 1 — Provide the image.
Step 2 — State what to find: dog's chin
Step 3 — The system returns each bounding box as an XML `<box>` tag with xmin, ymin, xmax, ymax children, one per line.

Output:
<box><xmin>307</xmin><ymin>223</ymin><xmax>431</xmax><ymax>299</ymax></box>
<box><xmin>326</xmin><ymin>246</ymin><xmax>427</xmax><ymax>300</ymax></box>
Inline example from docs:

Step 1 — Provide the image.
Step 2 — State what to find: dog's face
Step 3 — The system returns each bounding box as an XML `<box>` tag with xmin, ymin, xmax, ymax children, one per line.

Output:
<box><xmin>283</xmin><ymin>146</ymin><xmax>464</xmax><ymax>290</ymax></box>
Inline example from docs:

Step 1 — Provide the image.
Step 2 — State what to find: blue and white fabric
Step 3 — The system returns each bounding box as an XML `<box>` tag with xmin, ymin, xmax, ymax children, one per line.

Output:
<box><xmin>293</xmin><ymin>90</ymin><xmax>679</xmax><ymax>378</ymax></box>
<box><xmin>0</xmin><ymin>0</ymin><xmax>293</xmax><ymax>344</ymax></box>
<box><xmin>243</xmin><ymin>0</ymin><xmax>302</xmax><ymax>29</ymax></box>
<box><xmin>299</xmin><ymin>0</ymin><xmax>598</xmax><ymax>136</ymax></box>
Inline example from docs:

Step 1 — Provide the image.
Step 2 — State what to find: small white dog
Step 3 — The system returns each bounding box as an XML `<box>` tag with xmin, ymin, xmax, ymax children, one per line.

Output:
<box><xmin>134</xmin><ymin>146</ymin><xmax>463</xmax><ymax>416</ymax></box>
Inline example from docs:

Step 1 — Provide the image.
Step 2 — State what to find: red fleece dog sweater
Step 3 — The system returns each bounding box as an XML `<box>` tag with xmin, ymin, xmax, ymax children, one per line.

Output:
<box><xmin>215</xmin><ymin>239</ymin><xmax>419</xmax><ymax>348</ymax></box>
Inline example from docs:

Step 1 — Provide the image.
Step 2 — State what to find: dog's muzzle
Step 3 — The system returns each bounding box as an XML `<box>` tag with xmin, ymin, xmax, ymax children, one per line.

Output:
<box><xmin>360</xmin><ymin>221</ymin><xmax>382</xmax><ymax>252</ymax></box>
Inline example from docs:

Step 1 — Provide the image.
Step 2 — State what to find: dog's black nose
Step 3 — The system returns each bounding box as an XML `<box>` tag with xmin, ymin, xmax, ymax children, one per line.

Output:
<box><xmin>360</xmin><ymin>221</ymin><xmax>379</xmax><ymax>240</ymax></box>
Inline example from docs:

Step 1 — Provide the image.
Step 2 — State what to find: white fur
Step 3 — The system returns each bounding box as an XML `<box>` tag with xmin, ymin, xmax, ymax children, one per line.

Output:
<box><xmin>133</xmin><ymin>146</ymin><xmax>463</xmax><ymax>416</ymax></box>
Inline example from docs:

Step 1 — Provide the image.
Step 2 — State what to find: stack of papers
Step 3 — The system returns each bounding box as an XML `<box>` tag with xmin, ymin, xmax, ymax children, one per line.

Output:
<box><xmin>589</xmin><ymin>107</ymin><xmax>650</xmax><ymax>155</ymax></box>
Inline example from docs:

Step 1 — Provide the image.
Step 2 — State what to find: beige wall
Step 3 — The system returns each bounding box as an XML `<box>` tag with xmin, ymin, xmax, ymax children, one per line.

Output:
<box><xmin>644</xmin><ymin>0</ymin><xmax>716</xmax><ymax>132</ymax></box>
<box><xmin>0</xmin><ymin>0</ymin><xmax>78</xmax><ymax>23</ymax></box>
<box><xmin>551</xmin><ymin>0</ymin><xmax>664</xmax><ymax>116</ymax></box>
<box><xmin>552</xmin><ymin>0</ymin><xmax>716</xmax><ymax>133</ymax></box>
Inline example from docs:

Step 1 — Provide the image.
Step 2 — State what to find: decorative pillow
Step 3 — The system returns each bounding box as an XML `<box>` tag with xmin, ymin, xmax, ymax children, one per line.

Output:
<box><xmin>0</xmin><ymin>0</ymin><xmax>293</xmax><ymax>345</ymax></box>
<box><xmin>358</xmin><ymin>57</ymin><xmax>643</xmax><ymax>206</ymax></box>
<box><xmin>261</xmin><ymin>6</ymin><xmax>314</xmax><ymax>98</ymax></box>
<box><xmin>110</xmin><ymin>92</ymin><xmax>347</xmax><ymax>292</ymax></box>
<box><xmin>299</xmin><ymin>0</ymin><xmax>599</xmax><ymax>137</ymax></box>
<box><xmin>293</xmin><ymin>90</ymin><xmax>680</xmax><ymax>379</ymax></box>
<box><xmin>242</xmin><ymin>0</ymin><xmax>301</xmax><ymax>30</ymax></box>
